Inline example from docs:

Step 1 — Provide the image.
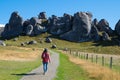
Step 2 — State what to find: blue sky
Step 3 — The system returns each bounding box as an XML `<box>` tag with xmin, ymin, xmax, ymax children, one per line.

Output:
<box><xmin>0</xmin><ymin>0</ymin><xmax>120</xmax><ymax>29</ymax></box>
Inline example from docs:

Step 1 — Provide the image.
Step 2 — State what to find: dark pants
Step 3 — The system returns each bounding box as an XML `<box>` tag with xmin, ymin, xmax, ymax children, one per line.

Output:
<box><xmin>43</xmin><ymin>62</ymin><xmax>48</xmax><ymax>73</ymax></box>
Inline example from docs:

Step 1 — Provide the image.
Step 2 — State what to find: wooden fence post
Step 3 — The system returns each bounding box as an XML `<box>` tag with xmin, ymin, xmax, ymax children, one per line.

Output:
<box><xmin>102</xmin><ymin>56</ymin><xmax>104</xmax><ymax>66</ymax></box>
<box><xmin>86</xmin><ymin>54</ymin><xmax>88</xmax><ymax>60</ymax></box>
<box><xmin>110</xmin><ymin>57</ymin><xmax>113</xmax><ymax>69</ymax></box>
<box><xmin>70</xmin><ymin>49</ymin><xmax>71</xmax><ymax>55</ymax></box>
<box><xmin>91</xmin><ymin>55</ymin><xmax>93</xmax><ymax>62</ymax></box>
<box><xmin>96</xmin><ymin>55</ymin><xmax>98</xmax><ymax>64</ymax></box>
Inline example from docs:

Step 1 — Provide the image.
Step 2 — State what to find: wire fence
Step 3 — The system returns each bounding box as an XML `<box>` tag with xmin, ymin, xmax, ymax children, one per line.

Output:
<box><xmin>64</xmin><ymin>49</ymin><xmax>120</xmax><ymax>73</ymax></box>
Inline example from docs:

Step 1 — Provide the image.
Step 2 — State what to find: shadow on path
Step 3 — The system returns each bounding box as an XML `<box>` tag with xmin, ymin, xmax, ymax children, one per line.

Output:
<box><xmin>11</xmin><ymin>72</ymin><xmax>43</xmax><ymax>76</ymax></box>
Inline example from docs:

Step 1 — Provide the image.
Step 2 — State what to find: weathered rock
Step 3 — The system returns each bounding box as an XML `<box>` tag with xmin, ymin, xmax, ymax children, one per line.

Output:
<box><xmin>25</xmin><ymin>24</ymin><xmax>34</xmax><ymax>36</ymax></box>
<box><xmin>0</xmin><ymin>40</ymin><xmax>6</xmax><ymax>46</ymax></box>
<box><xmin>102</xmin><ymin>32</ymin><xmax>111</xmax><ymax>41</ymax></box>
<box><xmin>22</xmin><ymin>20</ymin><xmax>30</xmax><ymax>35</ymax></box>
<box><xmin>97</xmin><ymin>19</ymin><xmax>113</xmax><ymax>35</ymax></box>
<box><xmin>30</xmin><ymin>17</ymin><xmax>41</xmax><ymax>27</ymax></box>
<box><xmin>92</xmin><ymin>18</ymin><xmax>98</xmax><ymax>26</ymax></box>
<box><xmin>38</xmin><ymin>12</ymin><xmax>47</xmax><ymax>19</ymax></box>
<box><xmin>28</xmin><ymin>40</ymin><xmax>37</xmax><ymax>45</ymax></box>
<box><xmin>34</xmin><ymin>24</ymin><xmax>46</xmax><ymax>35</ymax></box>
<box><xmin>1</xmin><ymin>11</ymin><xmax>23</xmax><ymax>39</ymax></box>
<box><xmin>90</xmin><ymin>25</ymin><xmax>100</xmax><ymax>41</ymax></box>
<box><xmin>13</xmin><ymin>38</ymin><xmax>18</xmax><ymax>41</ymax></box>
<box><xmin>48</xmin><ymin>13</ymin><xmax>72</xmax><ymax>35</ymax></box>
<box><xmin>60</xmin><ymin>12</ymin><xmax>92</xmax><ymax>42</ymax></box>
<box><xmin>115</xmin><ymin>19</ymin><xmax>120</xmax><ymax>35</ymax></box>
<box><xmin>21</xmin><ymin>42</ymin><xmax>25</xmax><ymax>46</ymax></box>
<box><xmin>45</xmin><ymin>37</ymin><xmax>52</xmax><ymax>43</ymax></box>
<box><xmin>51</xmin><ymin>44</ymin><xmax>57</xmax><ymax>48</ymax></box>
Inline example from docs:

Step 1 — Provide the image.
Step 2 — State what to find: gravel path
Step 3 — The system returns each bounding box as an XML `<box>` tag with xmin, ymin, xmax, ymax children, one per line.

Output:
<box><xmin>20</xmin><ymin>51</ymin><xmax>59</xmax><ymax>80</ymax></box>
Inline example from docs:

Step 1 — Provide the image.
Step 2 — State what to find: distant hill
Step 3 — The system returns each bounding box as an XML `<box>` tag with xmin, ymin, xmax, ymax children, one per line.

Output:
<box><xmin>0</xmin><ymin>24</ymin><xmax>4</xmax><ymax>36</ymax></box>
<box><xmin>0</xmin><ymin>24</ymin><xmax>5</xmax><ymax>27</ymax></box>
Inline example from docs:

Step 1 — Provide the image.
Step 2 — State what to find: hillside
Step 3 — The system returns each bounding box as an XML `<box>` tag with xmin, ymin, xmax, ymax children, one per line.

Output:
<box><xmin>1</xmin><ymin>33</ymin><xmax>120</xmax><ymax>55</ymax></box>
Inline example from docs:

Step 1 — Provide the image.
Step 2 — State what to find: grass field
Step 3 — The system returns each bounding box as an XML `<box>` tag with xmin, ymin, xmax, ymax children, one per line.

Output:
<box><xmin>53</xmin><ymin>51</ymin><xmax>92</xmax><ymax>80</ymax></box>
<box><xmin>0</xmin><ymin>59</ymin><xmax>41</xmax><ymax>80</ymax></box>
<box><xmin>0</xmin><ymin>45</ymin><xmax>42</xmax><ymax>80</ymax></box>
<box><xmin>0</xmin><ymin>33</ymin><xmax>120</xmax><ymax>80</ymax></box>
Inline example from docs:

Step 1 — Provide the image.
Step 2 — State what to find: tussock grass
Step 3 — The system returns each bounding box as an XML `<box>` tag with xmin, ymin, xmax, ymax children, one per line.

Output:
<box><xmin>69</xmin><ymin>54</ymin><xmax>120</xmax><ymax>80</ymax></box>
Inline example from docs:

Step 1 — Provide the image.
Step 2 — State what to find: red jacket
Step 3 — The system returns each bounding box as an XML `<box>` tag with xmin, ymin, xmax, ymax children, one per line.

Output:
<box><xmin>41</xmin><ymin>52</ymin><xmax>50</xmax><ymax>62</ymax></box>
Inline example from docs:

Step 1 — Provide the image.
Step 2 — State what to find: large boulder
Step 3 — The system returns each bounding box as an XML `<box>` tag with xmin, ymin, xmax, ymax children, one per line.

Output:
<box><xmin>25</xmin><ymin>24</ymin><xmax>34</xmax><ymax>36</ymax></box>
<box><xmin>92</xmin><ymin>18</ymin><xmax>98</xmax><ymax>26</ymax></box>
<box><xmin>0</xmin><ymin>40</ymin><xmax>6</xmax><ymax>46</ymax></box>
<box><xmin>45</xmin><ymin>37</ymin><xmax>52</xmax><ymax>43</ymax></box>
<box><xmin>1</xmin><ymin>11</ymin><xmax>23</xmax><ymax>39</ymax></box>
<box><xmin>38</xmin><ymin>12</ymin><xmax>47</xmax><ymax>19</ymax></box>
<box><xmin>23</xmin><ymin>17</ymin><xmax>46</xmax><ymax>36</ymax></box>
<box><xmin>115</xmin><ymin>19</ymin><xmax>120</xmax><ymax>36</ymax></box>
<box><xmin>90</xmin><ymin>25</ymin><xmax>100</xmax><ymax>41</ymax></box>
<box><xmin>48</xmin><ymin>13</ymin><xmax>72</xmax><ymax>35</ymax></box>
<box><xmin>60</xmin><ymin>12</ymin><xmax>92</xmax><ymax>42</ymax></box>
<box><xmin>97</xmin><ymin>19</ymin><xmax>113</xmax><ymax>35</ymax></box>
<box><xmin>102</xmin><ymin>32</ymin><xmax>111</xmax><ymax>41</ymax></box>
<box><xmin>30</xmin><ymin>17</ymin><xmax>41</xmax><ymax>27</ymax></box>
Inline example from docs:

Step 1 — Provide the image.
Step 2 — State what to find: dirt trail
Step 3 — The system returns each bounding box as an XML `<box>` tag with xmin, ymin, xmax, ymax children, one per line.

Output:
<box><xmin>20</xmin><ymin>51</ymin><xmax>59</xmax><ymax>80</ymax></box>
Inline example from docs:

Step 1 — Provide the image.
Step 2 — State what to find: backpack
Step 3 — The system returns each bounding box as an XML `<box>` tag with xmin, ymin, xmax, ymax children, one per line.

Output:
<box><xmin>42</xmin><ymin>52</ymin><xmax>49</xmax><ymax>59</ymax></box>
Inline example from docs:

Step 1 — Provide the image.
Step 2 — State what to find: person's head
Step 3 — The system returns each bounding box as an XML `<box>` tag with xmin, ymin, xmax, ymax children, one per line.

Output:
<box><xmin>43</xmin><ymin>48</ymin><xmax>48</xmax><ymax>53</ymax></box>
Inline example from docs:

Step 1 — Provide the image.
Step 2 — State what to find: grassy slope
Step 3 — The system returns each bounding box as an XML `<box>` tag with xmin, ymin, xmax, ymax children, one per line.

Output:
<box><xmin>54</xmin><ymin>51</ymin><xmax>93</xmax><ymax>80</ymax></box>
<box><xmin>3</xmin><ymin>34</ymin><xmax>120</xmax><ymax>55</ymax></box>
<box><xmin>0</xmin><ymin>59</ymin><xmax>41</xmax><ymax>80</ymax></box>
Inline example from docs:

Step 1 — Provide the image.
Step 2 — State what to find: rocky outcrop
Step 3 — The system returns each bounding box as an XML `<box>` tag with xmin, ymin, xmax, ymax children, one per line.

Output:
<box><xmin>90</xmin><ymin>25</ymin><xmax>100</xmax><ymax>41</ymax></box>
<box><xmin>1</xmin><ymin>11</ymin><xmax>117</xmax><ymax>43</ymax></box>
<box><xmin>38</xmin><ymin>12</ymin><xmax>47</xmax><ymax>19</ymax></box>
<box><xmin>60</xmin><ymin>12</ymin><xmax>92</xmax><ymax>42</ymax></box>
<box><xmin>48</xmin><ymin>13</ymin><xmax>73</xmax><ymax>35</ymax></box>
<box><xmin>97</xmin><ymin>19</ymin><xmax>113</xmax><ymax>35</ymax></box>
<box><xmin>92</xmin><ymin>18</ymin><xmax>98</xmax><ymax>27</ymax></box>
<box><xmin>2</xmin><ymin>11</ymin><xmax>23</xmax><ymax>39</ymax></box>
<box><xmin>115</xmin><ymin>20</ymin><xmax>120</xmax><ymax>36</ymax></box>
<box><xmin>102</xmin><ymin>32</ymin><xmax>111</xmax><ymax>41</ymax></box>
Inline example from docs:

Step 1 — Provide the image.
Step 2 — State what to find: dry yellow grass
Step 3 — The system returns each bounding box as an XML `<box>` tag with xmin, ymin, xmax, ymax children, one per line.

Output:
<box><xmin>0</xmin><ymin>46</ymin><xmax>43</xmax><ymax>61</ymax></box>
<box><xmin>60</xmin><ymin>50</ymin><xmax>120</xmax><ymax>80</ymax></box>
<box><xmin>69</xmin><ymin>55</ymin><xmax>120</xmax><ymax>80</ymax></box>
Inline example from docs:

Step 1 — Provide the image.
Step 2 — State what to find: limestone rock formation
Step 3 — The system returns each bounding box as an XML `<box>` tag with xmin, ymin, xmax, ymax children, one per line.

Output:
<box><xmin>92</xmin><ymin>18</ymin><xmax>98</xmax><ymax>26</ymax></box>
<box><xmin>90</xmin><ymin>25</ymin><xmax>100</xmax><ymax>41</ymax></box>
<box><xmin>38</xmin><ymin>12</ymin><xmax>47</xmax><ymax>19</ymax></box>
<box><xmin>60</xmin><ymin>12</ymin><xmax>92</xmax><ymax>42</ymax></box>
<box><xmin>115</xmin><ymin>19</ymin><xmax>120</xmax><ymax>36</ymax></box>
<box><xmin>97</xmin><ymin>19</ymin><xmax>113</xmax><ymax>35</ymax></box>
<box><xmin>102</xmin><ymin>32</ymin><xmax>111</xmax><ymax>41</ymax></box>
<box><xmin>48</xmin><ymin>13</ymin><xmax>72</xmax><ymax>35</ymax></box>
<box><xmin>2</xmin><ymin>11</ymin><xmax>23</xmax><ymax>39</ymax></box>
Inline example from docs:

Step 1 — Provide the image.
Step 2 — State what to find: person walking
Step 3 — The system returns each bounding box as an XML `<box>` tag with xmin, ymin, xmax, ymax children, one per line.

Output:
<box><xmin>41</xmin><ymin>48</ymin><xmax>51</xmax><ymax>75</ymax></box>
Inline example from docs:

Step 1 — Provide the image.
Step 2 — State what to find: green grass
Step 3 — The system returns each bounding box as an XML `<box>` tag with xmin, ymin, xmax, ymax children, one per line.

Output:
<box><xmin>0</xmin><ymin>59</ymin><xmax>41</xmax><ymax>80</ymax></box>
<box><xmin>53</xmin><ymin>51</ymin><xmax>93</xmax><ymax>80</ymax></box>
<box><xmin>3</xmin><ymin>33</ymin><xmax>120</xmax><ymax>55</ymax></box>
